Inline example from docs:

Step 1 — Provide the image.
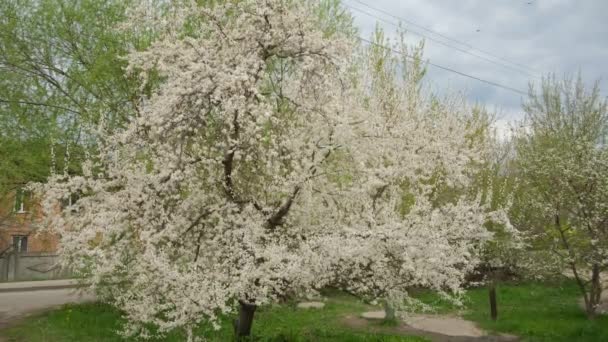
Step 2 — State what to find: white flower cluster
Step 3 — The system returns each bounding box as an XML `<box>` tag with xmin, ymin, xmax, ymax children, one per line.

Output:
<box><xmin>39</xmin><ymin>0</ymin><xmax>506</xmax><ymax>337</ymax></box>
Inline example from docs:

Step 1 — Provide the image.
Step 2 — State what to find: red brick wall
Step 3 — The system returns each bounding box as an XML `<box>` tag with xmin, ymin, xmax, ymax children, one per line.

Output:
<box><xmin>0</xmin><ymin>192</ymin><xmax>59</xmax><ymax>253</ymax></box>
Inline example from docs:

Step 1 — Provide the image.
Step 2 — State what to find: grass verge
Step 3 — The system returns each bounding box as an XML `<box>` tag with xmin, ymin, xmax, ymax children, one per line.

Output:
<box><xmin>4</xmin><ymin>280</ymin><xmax>606</xmax><ymax>341</ymax></box>
<box><xmin>2</xmin><ymin>292</ymin><xmax>427</xmax><ymax>342</ymax></box>
<box><xmin>413</xmin><ymin>279</ymin><xmax>608</xmax><ymax>342</ymax></box>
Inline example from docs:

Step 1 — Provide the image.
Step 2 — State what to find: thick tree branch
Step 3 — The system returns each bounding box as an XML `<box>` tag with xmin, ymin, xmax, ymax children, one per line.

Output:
<box><xmin>265</xmin><ymin>185</ymin><xmax>301</xmax><ymax>229</ymax></box>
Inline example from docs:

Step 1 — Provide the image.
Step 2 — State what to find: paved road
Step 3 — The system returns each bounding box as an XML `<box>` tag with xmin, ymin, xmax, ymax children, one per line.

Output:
<box><xmin>0</xmin><ymin>287</ymin><xmax>94</xmax><ymax>329</ymax></box>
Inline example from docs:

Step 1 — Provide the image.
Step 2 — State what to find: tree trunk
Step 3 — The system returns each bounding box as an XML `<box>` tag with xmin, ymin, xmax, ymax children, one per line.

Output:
<box><xmin>383</xmin><ymin>300</ymin><xmax>396</xmax><ymax>322</ymax></box>
<box><xmin>586</xmin><ymin>264</ymin><xmax>601</xmax><ymax>319</ymax></box>
<box><xmin>555</xmin><ymin>215</ymin><xmax>600</xmax><ymax>320</ymax></box>
<box><xmin>489</xmin><ymin>282</ymin><xmax>498</xmax><ymax>321</ymax></box>
<box><xmin>234</xmin><ymin>300</ymin><xmax>257</xmax><ymax>339</ymax></box>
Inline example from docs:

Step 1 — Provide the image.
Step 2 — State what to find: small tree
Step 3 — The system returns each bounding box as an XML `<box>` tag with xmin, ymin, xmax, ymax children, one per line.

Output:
<box><xmin>515</xmin><ymin>74</ymin><xmax>608</xmax><ymax>318</ymax></box>
<box><xmin>463</xmin><ymin>107</ymin><xmax>525</xmax><ymax>321</ymax></box>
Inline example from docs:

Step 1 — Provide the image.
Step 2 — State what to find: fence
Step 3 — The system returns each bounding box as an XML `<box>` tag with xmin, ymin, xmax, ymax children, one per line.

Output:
<box><xmin>0</xmin><ymin>248</ymin><xmax>71</xmax><ymax>282</ymax></box>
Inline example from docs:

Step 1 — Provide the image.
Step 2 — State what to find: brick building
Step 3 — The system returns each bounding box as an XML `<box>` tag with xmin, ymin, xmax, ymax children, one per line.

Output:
<box><xmin>0</xmin><ymin>190</ymin><xmax>59</xmax><ymax>254</ymax></box>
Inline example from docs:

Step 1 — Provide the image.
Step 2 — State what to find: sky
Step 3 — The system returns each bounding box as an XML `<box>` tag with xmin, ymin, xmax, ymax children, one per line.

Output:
<box><xmin>345</xmin><ymin>0</ymin><xmax>608</xmax><ymax>133</ymax></box>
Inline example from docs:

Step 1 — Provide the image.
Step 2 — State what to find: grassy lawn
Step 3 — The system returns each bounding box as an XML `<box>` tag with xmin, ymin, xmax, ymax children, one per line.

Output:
<box><xmin>4</xmin><ymin>280</ymin><xmax>607</xmax><ymax>341</ymax></box>
<box><xmin>2</xmin><ymin>292</ymin><xmax>427</xmax><ymax>342</ymax></box>
<box><xmin>413</xmin><ymin>279</ymin><xmax>608</xmax><ymax>342</ymax></box>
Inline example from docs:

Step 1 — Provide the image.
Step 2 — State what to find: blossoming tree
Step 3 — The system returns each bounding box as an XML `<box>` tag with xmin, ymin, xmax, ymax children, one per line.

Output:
<box><xmin>317</xmin><ymin>30</ymin><xmax>503</xmax><ymax>317</ymax></box>
<box><xmin>39</xmin><ymin>0</ymin><xmax>505</xmax><ymax>338</ymax></box>
<box><xmin>514</xmin><ymin>75</ymin><xmax>608</xmax><ymax>318</ymax></box>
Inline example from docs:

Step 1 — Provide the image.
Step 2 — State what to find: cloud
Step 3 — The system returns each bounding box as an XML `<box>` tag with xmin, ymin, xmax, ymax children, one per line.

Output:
<box><xmin>346</xmin><ymin>0</ymin><xmax>608</xmax><ymax>122</ymax></box>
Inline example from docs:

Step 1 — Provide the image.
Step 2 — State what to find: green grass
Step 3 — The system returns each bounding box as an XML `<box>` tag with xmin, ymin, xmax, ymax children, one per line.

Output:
<box><xmin>4</xmin><ymin>280</ymin><xmax>607</xmax><ymax>342</ymax></box>
<box><xmin>413</xmin><ymin>280</ymin><xmax>608</xmax><ymax>342</ymax></box>
<box><xmin>2</xmin><ymin>292</ymin><xmax>427</xmax><ymax>342</ymax></box>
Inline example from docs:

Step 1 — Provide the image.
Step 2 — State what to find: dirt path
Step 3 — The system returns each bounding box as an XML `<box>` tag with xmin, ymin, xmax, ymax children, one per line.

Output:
<box><xmin>342</xmin><ymin>313</ymin><xmax>519</xmax><ymax>342</ymax></box>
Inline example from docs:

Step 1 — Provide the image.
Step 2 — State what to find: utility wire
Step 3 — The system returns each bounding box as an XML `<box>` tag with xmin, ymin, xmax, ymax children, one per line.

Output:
<box><xmin>346</xmin><ymin>3</ymin><xmax>540</xmax><ymax>80</ymax></box>
<box><xmin>347</xmin><ymin>0</ymin><xmax>542</xmax><ymax>76</ymax></box>
<box><xmin>359</xmin><ymin>37</ymin><xmax>529</xmax><ymax>96</ymax></box>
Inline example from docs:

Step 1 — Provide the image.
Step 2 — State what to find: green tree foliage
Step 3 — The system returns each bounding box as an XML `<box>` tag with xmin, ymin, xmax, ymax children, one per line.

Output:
<box><xmin>514</xmin><ymin>74</ymin><xmax>608</xmax><ymax>318</ymax></box>
<box><xmin>0</xmin><ymin>0</ymin><xmax>149</xmax><ymax>203</ymax></box>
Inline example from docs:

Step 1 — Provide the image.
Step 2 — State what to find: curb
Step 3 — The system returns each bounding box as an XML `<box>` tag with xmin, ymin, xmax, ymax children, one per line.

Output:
<box><xmin>0</xmin><ymin>280</ymin><xmax>85</xmax><ymax>293</ymax></box>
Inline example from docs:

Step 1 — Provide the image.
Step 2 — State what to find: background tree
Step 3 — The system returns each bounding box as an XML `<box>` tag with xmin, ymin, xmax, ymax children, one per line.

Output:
<box><xmin>514</xmin><ymin>74</ymin><xmax>608</xmax><ymax>318</ymax></box>
<box><xmin>0</xmin><ymin>0</ymin><xmax>149</xmax><ymax>226</ymax></box>
<box><xmin>293</xmin><ymin>27</ymin><xmax>506</xmax><ymax>320</ymax></box>
<box><xmin>467</xmin><ymin>110</ymin><xmax>523</xmax><ymax>321</ymax></box>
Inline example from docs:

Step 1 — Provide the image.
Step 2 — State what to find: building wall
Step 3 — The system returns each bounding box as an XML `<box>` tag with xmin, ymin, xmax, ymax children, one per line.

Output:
<box><xmin>0</xmin><ymin>252</ymin><xmax>71</xmax><ymax>282</ymax></box>
<box><xmin>0</xmin><ymin>191</ymin><xmax>60</xmax><ymax>254</ymax></box>
<box><xmin>0</xmin><ymin>191</ymin><xmax>66</xmax><ymax>281</ymax></box>
<box><xmin>0</xmin><ymin>225</ymin><xmax>59</xmax><ymax>253</ymax></box>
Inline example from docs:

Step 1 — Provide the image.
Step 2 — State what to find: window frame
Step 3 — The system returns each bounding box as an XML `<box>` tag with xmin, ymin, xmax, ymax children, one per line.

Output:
<box><xmin>12</xmin><ymin>235</ymin><xmax>28</xmax><ymax>253</ymax></box>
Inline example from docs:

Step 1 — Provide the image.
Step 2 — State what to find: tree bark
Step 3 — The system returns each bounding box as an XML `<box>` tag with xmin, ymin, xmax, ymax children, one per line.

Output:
<box><xmin>586</xmin><ymin>264</ymin><xmax>601</xmax><ymax>319</ymax></box>
<box><xmin>383</xmin><ymin>300</ymin><xmax>396</xmax><ymax>322</ymax></box>
<box><xmin>489</xmin><ymin>282</ymin><xmax>498</xmax><ymax>321</ymax></box>
<box><xmin>554</xmin><ymin>214</ymin><xmax>601</xmax><ymax>320</ymax></box>
<box><xmin>234</xmin><ymin>300</ymin><xmax>257</xmax><ymax>339</ymax></box>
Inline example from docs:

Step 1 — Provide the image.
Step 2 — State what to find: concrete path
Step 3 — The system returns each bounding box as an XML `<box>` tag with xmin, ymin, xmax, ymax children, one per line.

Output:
<box><xmin>405</xmin><ymin>314</ymin><xmax>484</xmax><ymax>338</ymax></box>
<box><xmin>297</xmin><ymin>301</ymin><xmax>325</xmax><ymax>309</ymax></box>
<box><xmin>361</xmin><ymin>310</ymin><xmax>484</xmax><ymax>337</ymax></box>
<box><xmin>0</xmin><ymin>280</ymin><xmax>94</xmax><ymax>329</ymax></box>
<box><xmin>355</xmin><ymin>310</ymin><xmax>517</xmax><ymax>342</ymax></box>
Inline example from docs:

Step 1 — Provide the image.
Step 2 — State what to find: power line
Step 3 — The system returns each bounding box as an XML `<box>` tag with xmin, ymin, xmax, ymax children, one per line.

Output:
<box><xmin>347</xmin><ymin>0</ymin><xmax>542</xmax><ymax>76</ymax></box>
<box><xmin>348</xmin><ymin>0</ymin><xmax>540</xmax><ymax>75</ymax></box>
<box><xmin>346</xmin><ymin>4</ymin><xmax>540</xmax><ymax>80</ymax></box>
<box><xmin>359</xmin><ymin>37</ymin><xmax>529</xmax><ymax>96</ymax></box>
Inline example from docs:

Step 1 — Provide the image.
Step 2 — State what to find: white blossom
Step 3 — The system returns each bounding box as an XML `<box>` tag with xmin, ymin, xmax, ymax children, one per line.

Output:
<box><xmin>37</xmin><ymin>0</ymin><xmax>504</xmax><ymax>337</ymax></box>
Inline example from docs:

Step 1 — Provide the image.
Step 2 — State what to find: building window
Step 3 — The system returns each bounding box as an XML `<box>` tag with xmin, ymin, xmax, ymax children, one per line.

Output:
<box><xmin>14</xmin><ymin>189</ymin><xmax>29</xmax><ymax>213</ymax></box>
<box><xmin>12</xmin><ymin>235</ymin><xmax>28</xmax><ymax>253</ymax></box>
<box><xmin>60</xmin><ymin>192</ymin><xmax>81</xmax><ymax>212</ymax></box>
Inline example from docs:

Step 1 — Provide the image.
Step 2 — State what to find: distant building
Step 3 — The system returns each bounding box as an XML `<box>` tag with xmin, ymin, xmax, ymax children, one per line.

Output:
<box><xmin>0</xmin><ymin>189</ymin><xmax>59</xmax><ymax>254</ymax></box>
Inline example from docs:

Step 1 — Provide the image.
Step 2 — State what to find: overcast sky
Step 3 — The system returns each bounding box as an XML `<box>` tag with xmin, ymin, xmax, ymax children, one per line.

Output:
<box><xmin>345</xmin><ymin>0</ymin><xmax>608</xmax><ymax>130</ymax></box>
